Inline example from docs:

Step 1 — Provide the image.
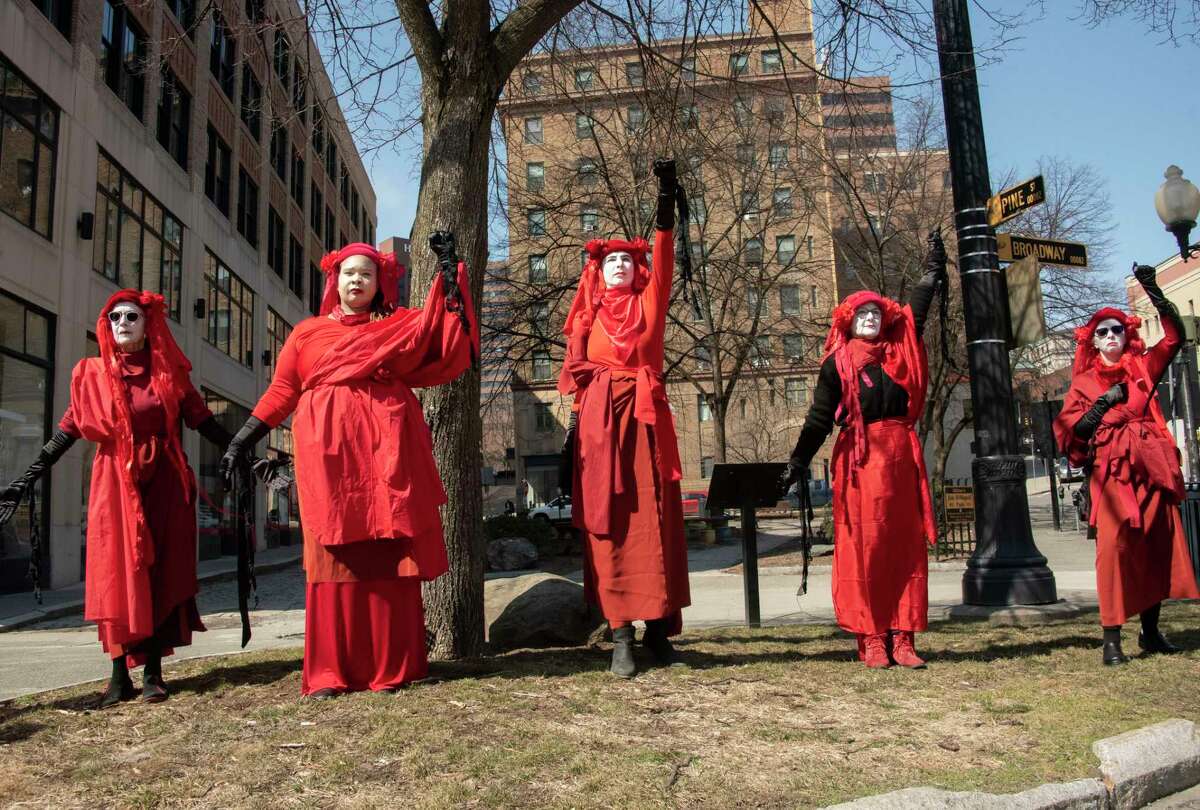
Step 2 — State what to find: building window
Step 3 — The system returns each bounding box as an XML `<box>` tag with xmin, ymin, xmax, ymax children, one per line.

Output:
<box><xmin>101</xmin><ymin>0</ymin><xmax>147</xmax><ymax>121</ymax></box>
<box><xmin>34</xmin><ymin>0</ymin><xmax>73</xmax><ymax>39</ymax></box>
<box><xmin>805</xmin><ymin>236</ymin><xmax>814</xmax><ymax>258</ymax></box>
<box><xmin>531</xmin><ymin>350</ymin><xmax>551</xmax><ymax>380</ymax></box>
<box><xmin>267</xmin><ymin>206</ymin><xmax>284</xmax><ymax>276</ymax></box>
<box><xmin>209</xmin><ymin>9</ymin><xmax>236</xmax><ymax>99</ymax></box>
<box><xmin>691</xmin><ymin>195</ymin><xmax>707</xmax><ymax>225</ymax></box>
<box><xmin>752</xmin><ymin>335</ymin><xmax>772</xmax><ymax>368</ymax></box>
<box><xmin>204</xmin><ymin>249</ymin><xmax>254</xmax><ymax>366</ymax></box>
<box><xmin>577</xmin><ymin>157</ymin><xmax>598</xmax><ymax>186</ymax></box>
<box><xmin>523</xmin><ymin>116</ymin><xmax>543</xmax><ymax>145</ymax></box>
<box><xmin>265</xmin><ymin>307</ymin><xmax>291</xmax><ymax>368</ymax></box>
<box><xmin>525</xmin><ymin>162</ymin><xmax>544</xmax><ymax>192</ymax></box>
<box><xmin>287</xmin><ymin>235</ymin><xmax>304</xmax><ymax>299</ymax></box>
<box><xmin>245</xmin><ymin>0</ymin><xmax>265</xmax><ymax>24</ymax></box>
<box><xmin>236</xmin><ymin>167</ymin><xmax>259</xmax><ymax>247</ymax></box>
<box><xmin>740</xmin><ymin>190</ymin><xmax>759</xmax><ymax>220</ymax></box>
<box><xmin>736</xmin><ymin>143</ymin><xmax>756</xmax><ymax>167</ymax></box>
<box><xmin>0</xmin><ymin>55</ymin><xmax>59</xmax><ymax>239</ymax></box>
<box><xmin>308</xmin><ymin>262</ymin><xmax>322</xmax><ymax>315</ymax></box>
<box><xmin>625</xmin><ymin>104</ymin><xmax>644</xmax><ymax>133</ymax></box>
<box><xmin>768</xmin><ymin>142</ymin><xmax>788</xmax><ymax>169</ymax></box>
<box><xmin>522</xmin><ymin>72</ymin><xmax>541</xmax><ymax>94</ymax></box>
<box><xmin>700</xmin><ymin>456</ymin><xmax>714</xmax><ymax>478</ymax></box>
<box><xmin>743</xmin><ymin>237</ymin><xmax>763</xmax><ymax>265</ymax></box>
<box><xmin>697</xmin><ymin>394</ymin><xmax>711</xmax><ymax>422</ymax></box>
<box><xmin>204</xmin><ymin>125</ymin><xmax>231</xmax><ymax>215</ymax></box>
<box><xmin>324</xmin><ymin>140</ymin><xmax>336</xmax><ymax>179</ymax></box>
<box><xmin>528</xmin><ymin>254</ymin><xmax>548</xmax><ymax>283</ymax></box>
<box><xmin>696</xmin><ymin>344</ymin><xmax>712</xmax><ymax>370</ymax></box>
<box><xmin>729</xmin><ymin>53</ymin><xmax>748</xmax><ymax>76</ymax></box>
<box><xmin>574</xmin><ymin>67</ymin><xmax>594</xmax><ymax>90</ymax></box>
<box><xmin>810</xmin><ymin>284</ymin><xmax>819</xmax><ymax>308</ymax></box>
<box><xmin>92</xmin><ymin>151</ymin><xmax>184</xmax><ymax>320</ymax></box>
<box><xmin>679</xmin><ymin>104</ymin><xmax>699</xmax><ymax>130</ymax></box>
<box><xmin>312</xmin><ymin>105</ymin><xmax>326</xmax><ymax>155</ymax></box>
<box><xmin>350</xmin><ymin>187</ymin><xmax>359</xmax><ymax>226</ymax></box>
<box><xmin>239</xmin><ymin>64</ymin><xmax>262</xmax><ymax>140</ymax></box>
<box><xmin>273</xmin><ymin>30</ymin><xmax>291</xmax><ymax>90</ymax></box>
<box><xmin>575</xmin><ymin>112</ymin><xmax>594</xmax><ymax>139</ymax></box>
<box><xmin>780</xmin><ymin>284</ymin><xmax>801</xmax><ymax>315</ymax></box>
<box><xmin>325</xmin><ymin>207</ymin><xmax>336</xmax><ymax>250</ymax></box>
<box><xmin>785</xmin><ymin>378</ymin><xmax>807</xmax><ymax>406</ymax></box>
<box><xmin>310</xmin><ymin>182</ymin><xmax>323</xmax><ymax>234</ymax></box>
<box><xmin>530</xmin><ymin>301</ymin><xmax>551</xmax><ymax>335</ymax></box>
<box><xmin>863</xmin><ymin>172</ymin><xmax>886</xmax><ymax>193</ymax></box>
<box><xmin>156</xmin><ymin>66</ymin><xmax>190</xmax><ymax>169</ymax></box>
<box><xmin>580</xmin><ymin>206</ymin><xmax>598</xmax><ymax>233</ymax></box>
<box><xmin>291</xmin><ymin>151</ymin><xmax>305</xmax><ymax>209</ymax></box>
<box><xmin>534</xmin><ymin>402</ymin><xmax>554</xmax><ymax>432</ymax></box>
<box><xmin>761</xmin><ymin>49</ymin><xmax>782</xmax><ymax>73</ymax></box>
<box><xmin>774</xmin><ymin>186</ymin><xmax>793</xmax><ymax>216</ymax></box>
<box><xmin>340</xmin><ymin>163</ymin><xmax>350</xmax><ymax>209</ymax></box>
<box><xmin>625</xmin><ymin>62</ymin><xmax>643</xmax><ymax>87</ymax></box>
<box><xmin>776</xmin><ymin>235</ymin><xmax>796</xmax><ymax>265</ymax></box>
<box><xmin>783</xmin><ymin>334</ymin><xmax>805</xmax><ymax>361</ymax></box>
<box><xmin>197</xmin><ymin>390</ymin><xmax>253</xmax><ymax>559</ymax></box>
<box><xmin>747</xmin><ymin>287</ymin><xmax>763</xmax><ymax>315</ymax></box>
<box><xmin>527</xmin><ymin>207</ymin><xmax>546</xmax><ymax>237</ymax></box>
<box><xmin>269</xmin><ymin>122</ymin><xmax>287</xmax><ymax>181</ymax></box>
<box><xmin>292</xmin><ymin>66</ymin><xmax>306</xmax><ymax>120</ymax></box>
<box><xmin>764</xmin><ymin>97</ymin><xmax>786</xmax><ymax>123</ymax></box>
<box><xmin>681</xmin><ymin>57</ymin><xmax>696</xmax><ymax>81</ymax></box>
<box><xmin>733</xmin><ymin>97</ymin><xmax>753</xmax><ymax>128</ymax></box>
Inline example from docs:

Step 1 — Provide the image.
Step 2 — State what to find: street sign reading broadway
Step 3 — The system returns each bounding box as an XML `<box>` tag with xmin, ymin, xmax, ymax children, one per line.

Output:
<box><xmin>996</xmin><ymin>233</ymin><xmax>1089</xmax><ymax>267</ymax></box>
<box><xmin>987</xmin><ymin>175</ymin><xmax>1046</xmax><ymax>226</ymax></box>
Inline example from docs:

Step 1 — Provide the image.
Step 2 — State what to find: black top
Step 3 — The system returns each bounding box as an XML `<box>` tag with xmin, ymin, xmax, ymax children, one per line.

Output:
<box><xmin>788</xmin><ymin>273</ymin><xmax>939</xmax><ymax>467</ymax></box>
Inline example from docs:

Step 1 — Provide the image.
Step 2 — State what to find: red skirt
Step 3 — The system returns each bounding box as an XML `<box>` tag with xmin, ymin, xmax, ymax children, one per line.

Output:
<box><xmin>580</xmin><ymin>377</ymin><xmax>690</xmax><ymax>633</ymax></box>
<box><xmin>831</xmin><ymin>420</ymin><xmax>929</xmax><ymax>635</ymax></box>
<box><xmin>301</xmin><ymin>579</ymin><xmax>428</xmax><ymax>694</ymax></box>
<box><xmin>1094</xmin><ymin>481</ymin><xmax>1200</xmax><ymax>626</ymax></box>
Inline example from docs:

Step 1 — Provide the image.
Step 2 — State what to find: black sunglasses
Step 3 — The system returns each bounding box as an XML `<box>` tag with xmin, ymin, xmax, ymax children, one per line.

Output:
<box><xmin>108</xmin><ymin>311</ymin><xmax>141</xmax><ymax>324</ymax></box>
<box><xmin>1094</xmin><ymin>324</ymin><xmax>1124</xmax><ymax>338</ymax></box>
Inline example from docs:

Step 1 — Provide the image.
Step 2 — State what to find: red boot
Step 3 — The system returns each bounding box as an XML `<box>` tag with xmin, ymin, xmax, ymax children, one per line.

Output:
<box><xmin>891</xmin><ymin>630</ymin><xmax>927</xmax><ymax>669</ymax></box>
<box><xmin>862</xmin><ymin>634</ymin><xmax>891</xmax><ymax>668</ymax></box>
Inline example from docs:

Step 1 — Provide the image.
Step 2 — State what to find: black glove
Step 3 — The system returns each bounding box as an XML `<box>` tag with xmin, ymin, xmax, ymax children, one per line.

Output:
<box><xmin>654</xmin><ymin>158</ymin><xmax>678</xmax><ymax>231</ymax></box>
<box><xmin>220</xmin><ymin>416</ymin><xmax>271</xmax><ymax>492</ymax></box>
<box><xmin>251</xmin><ymin>454</ymin><xmax>290</xmax><ymax>487</ymax></box>
<box><xmin>1073</xmin><ymin>383</ymin><xmax>1127</xmax><ymax>440</ymax></box>
<box><xmin>778</xmin><ymin>457</ymin><xmax>807</xmax><ymax>499</ymax></box>
<box><xmin>1133</xmin><ymin>263</ymin><xmax>1159</xmax><ymax>290</ymax></box>
<box><xmin>559</xmin><ymin>412</ymin><xmax>578</xmax><ymax>494</ymax></box>
<box><xmin>196</xmin><ymin>416</ymin><xmax>234</xmax><ymax>450</ymax></box>
<box><xmin>429</xmin><ymin>230</ymin><xmax>460</xmax><ymax>291</ymax></box>
<box><xmin>1133</xmin><ymin>262</ymin><xmax>1185</xmax><ymax>339</ymax></box>
<box><xmin>0</xmin><ymin>430</ymin><xmax>76</xmax><ymax>528</ymax></box>
<box><xmin>925</xmin><ymin>229</ymin><xmax>948</xmax><ymax>285</ymax></box>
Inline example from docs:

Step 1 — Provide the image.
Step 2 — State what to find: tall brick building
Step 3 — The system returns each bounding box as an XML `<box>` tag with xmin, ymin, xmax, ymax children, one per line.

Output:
<box><xmin>0</xmin><ymin>0</ymin><xmax>376</xmax><ymax>592</ymax></box>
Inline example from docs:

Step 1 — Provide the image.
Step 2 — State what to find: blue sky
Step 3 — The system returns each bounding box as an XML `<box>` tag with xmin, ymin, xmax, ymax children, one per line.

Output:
<box><xmin>362</xmin><ymin>3</ymin><xmax>1198</xmax><ymax>284</ymax></box>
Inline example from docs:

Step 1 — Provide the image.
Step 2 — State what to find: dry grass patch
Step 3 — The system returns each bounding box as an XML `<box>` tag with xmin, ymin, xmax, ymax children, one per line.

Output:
<box><xmin>1</xmin><ymin>604</ymin><xmax>1198</xmax><ymax>808</ymax></box>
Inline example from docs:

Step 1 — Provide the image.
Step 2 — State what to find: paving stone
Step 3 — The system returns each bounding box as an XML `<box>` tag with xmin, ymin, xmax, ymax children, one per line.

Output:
<box><xmin>1094</xmin><ymin>719</ymin><xmax>1200</xmax><ymax>810</ymax></box>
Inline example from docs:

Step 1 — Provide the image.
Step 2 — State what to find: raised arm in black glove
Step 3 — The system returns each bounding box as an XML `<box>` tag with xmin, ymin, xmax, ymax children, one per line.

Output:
<box><xmin>220</xmin><ymin>416</ymin><xmax>272</xmax><ymax>491</ymax></box>
<box><xmin>1073</xmin><ymin>382</ymin><xmax>1128</xmax><ymax>440</ymax></box>
<box><xmin>653</xmin><ymin>158</ymin><xmax>678</xmax><ymax>231</ymax></box>
<box><xmin>0</xmin><ymin>430</ymin><xmax>77</xmax><ymax>527</ymax></box>
<box><xmin>911</xmin><ymin>229</ymin><xmax>948</xmax><ymax>335</ymax></box>
<box><xmin>1134</xmin><ymin>262</ymin><xmax>1184</xmax><ymax>339</ymax></box>
<box><xmin>558</xmin><ymin>411</ymin><xmax>578</xmax><ymax>494</ymax></box>
<box><xmin>429</xmin><ymin>230</ymin><xmax>460</xmax><ymax>296</ymax></box>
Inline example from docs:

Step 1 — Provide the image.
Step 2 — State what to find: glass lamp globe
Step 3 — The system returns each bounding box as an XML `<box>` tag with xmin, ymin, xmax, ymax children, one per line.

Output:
<box><xmin>1155</xmin><ymin>165</ymin><xmax>1200</xmax><ymax>259</ymax></box>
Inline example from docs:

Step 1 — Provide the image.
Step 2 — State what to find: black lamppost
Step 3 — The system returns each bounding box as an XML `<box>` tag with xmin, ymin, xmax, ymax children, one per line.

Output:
<box><xmin>932</xmin><ymin>0</ymin><xmax>1057</xmax><ymax>605</ymax></box>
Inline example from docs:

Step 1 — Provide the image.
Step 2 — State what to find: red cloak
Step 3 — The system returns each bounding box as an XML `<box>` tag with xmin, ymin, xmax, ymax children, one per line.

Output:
<box><xmin>1053</xmin><ymin>308</ymin><xmax>1199</xmax><ymax>626</ymax></box>
<box><xmin>558</xmin><ymin>233</ymin><xmax>691</xmax><ymax>632</ymax></box>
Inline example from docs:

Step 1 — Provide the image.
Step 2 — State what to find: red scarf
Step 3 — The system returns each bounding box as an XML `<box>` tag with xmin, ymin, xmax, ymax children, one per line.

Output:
<box><xmin>328</xmin><ymin>305</ymin><xmax>374</xmax><ymax>326</ymax></box>
<box><xmin>597</xmin><ymin>286</ymin><xmax>645</xmax><ymax>364</ymax></box>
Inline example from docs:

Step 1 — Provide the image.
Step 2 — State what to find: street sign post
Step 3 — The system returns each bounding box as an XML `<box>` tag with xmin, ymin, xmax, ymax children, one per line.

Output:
<box><xmin>996</xmin><ymin>233</ymin><xmax>1089</xmax><ymax>267</ymax></box>
<box><xmin>987</xmin><ymin>175</ymin><xmax>1046</xmax><ymax>226</ymax></box>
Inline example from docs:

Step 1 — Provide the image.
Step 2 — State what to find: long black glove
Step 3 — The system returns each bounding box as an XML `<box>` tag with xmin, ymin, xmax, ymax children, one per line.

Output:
<box><xmin>220</xmin><ymin>416</ymin><xmax>271</xmax><ymax>492</ymax></box>
<box><xmin>911</xmin><ymin>230</ymin><xmax>948</xmax><ymax>335</ymax></box>
<box><xmin>0</xmin><ymin>430</ymin><xmax>76</xmax><ymax>528</ymax></box>
<box><xmin>1134</xmin><ymin>263</ymin><xmax>1185</xmax><ymax>339</ymax></box>
<box><xmin>200</xmin><ymin>416</ymin><xmax>284</xmax><ymax>485</ymax></box>
<box><xmin>654</xmin><ymin>158</ymin><xmax>678</xmax><ymax>231</ymax></box>
<box><xmin>1073</xmin><ymin>383</ymin><xmax>1128</xmax><ymax>440</ymax></box>
<box><xmin>196</xmin><ymin>416</ymin><xmax>233</xmax><ymax>450</ymax></box>
<box><xmin>558</xmin><ymin>411</ymin><xmax>578</xmax><ymax>494</ymax></box>
<box><xmin>429</xmin><ymin>230</ymin><xmax>460</xmax><ymax>294</ymax></box>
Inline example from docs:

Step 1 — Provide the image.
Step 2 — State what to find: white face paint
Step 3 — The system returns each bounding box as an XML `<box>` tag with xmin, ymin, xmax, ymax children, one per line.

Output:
<box><xmin>108</xmin><ymin>302</ymin><xmax>146</xmax><ymax>353</ymax></box>
<box><xmin>852</xmin><ymin>302</ymin><xmax>882</xmax><ymax>340</ymax></box>
<box><xmin>338</xmin><ymin>254</ymin><xmax>379</xmax><ymax>313</ymax></box>
<box><xmin>1092</xmin><ymin>317</ymin><xmax>1127</xmax><ymax>364</ymax></box>
<box><xmin>602</xmin><ymin>251</ymin><xmax>635</xmax><ymax>290</ymax></box>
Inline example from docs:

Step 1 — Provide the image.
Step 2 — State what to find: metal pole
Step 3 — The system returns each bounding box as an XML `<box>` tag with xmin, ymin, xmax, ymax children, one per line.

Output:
<box><xmin>1179</xmin><ymin>347</ymin><xmax>1200</xmax><ymax>479</ymax></box>
<box><xmin>740</xmin><ymin>496</ymin><xmax>761</xmax><ymax>627</ymax></box>
<box><xmin>933</xmin><ymin>0</ymin><xmax>1057</xmax><ymax>605</ymax></box>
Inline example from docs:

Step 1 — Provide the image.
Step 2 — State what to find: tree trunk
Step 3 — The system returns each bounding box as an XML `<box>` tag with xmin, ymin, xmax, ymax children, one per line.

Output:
<box><xmin>712</xmin><ymin>398</ymin><xmax>728</xmax><ymax>463</ymax></box>
<box><xmin>412</xmin><ymin>77</ymin><xmax>497</xmax><ymax>660</ymax></box>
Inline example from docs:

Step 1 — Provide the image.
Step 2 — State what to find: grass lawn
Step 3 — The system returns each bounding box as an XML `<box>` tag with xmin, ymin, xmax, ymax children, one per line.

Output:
<box><xmin>2</xmin><ymin>604</ymin><xmax>1198</xmax><ymax>809</ymax></box>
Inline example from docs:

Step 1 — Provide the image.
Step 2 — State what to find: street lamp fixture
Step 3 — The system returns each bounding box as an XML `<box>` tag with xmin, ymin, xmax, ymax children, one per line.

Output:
<box><xmin>1155</xmin><ymin>165</ymin><xmax>1200</xmax><ymax>260</ymax></box>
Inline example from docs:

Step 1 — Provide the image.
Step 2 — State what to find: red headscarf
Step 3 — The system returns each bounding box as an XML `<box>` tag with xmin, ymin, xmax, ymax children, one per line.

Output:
<box><xmin>557</xmin><ymin>238</ymin><xmax>651</xmax><ymax>375</ymax></box>
<box><xmin>1070</xmin><ymin>307</ymin><xmax>1146</xmax><ymax>378</ymax></box>
<box><xmin>318</xmin><ymin>242</ymin><xmax>405</xmax><ymax>320</ymax></box>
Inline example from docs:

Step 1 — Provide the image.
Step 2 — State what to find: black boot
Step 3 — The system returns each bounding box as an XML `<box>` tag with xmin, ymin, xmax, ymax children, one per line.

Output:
<box><xmin>99</xmin><ymin>657</ymin><xmax>136</xmax><ymax>709</ymax></box>
<box><xmin>142</xmin><ymin>645</ymin><xmax>168</xmax><ymax>703</ymax></box>
<box><xmin>1138</xmin><ymin>603</ymin><xmax>1181</xmax><ymax>654</ymax></box>
<box><xmin>642</xmin><ymin>619</ymin><xmax>682</xmax><ymax>667</ymax></box>
<box><xmin>1102</xmin><ymin>626</ymin><xmax>1129</xmax><ymax>666</ymax></box>
<box><xmin>610</xmin><ymin>626</ymin><xmax>637</xmax><ymax>679</ymax></box>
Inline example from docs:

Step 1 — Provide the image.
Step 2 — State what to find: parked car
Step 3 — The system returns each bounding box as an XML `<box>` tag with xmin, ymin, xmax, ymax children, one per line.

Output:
<box><xmin>529</xmin><ymin>495</ymin><xmax>572</xmax><ymax>522</ymax></box>
<box><xmin>681</xmin><ymin>490</ymin><xmax>709</xmax><ymax>517</ymax></box>
<box><xmin>786</xmin><ymin>478</ymin><xmax>833</xmax><ymax>509</ymax></box>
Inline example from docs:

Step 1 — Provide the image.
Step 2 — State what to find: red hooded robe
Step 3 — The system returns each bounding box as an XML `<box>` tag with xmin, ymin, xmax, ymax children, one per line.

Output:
<box><xmin>1052</xmin><ymin>308</ymin><xmax>1199</xmax><ymax>626</ymax></box>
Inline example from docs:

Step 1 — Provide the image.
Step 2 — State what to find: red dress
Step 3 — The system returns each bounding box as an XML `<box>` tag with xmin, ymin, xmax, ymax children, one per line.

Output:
<box><xmin>1054</xmin><ymin>316</ymin><xmax>1200</xmax><ymax>626</ymax></box>
<box><xmin>251</xmin><ymin>267</ymin><xmax>476</xmax><ymax>693</ymax></box>
<box><xmin>559</xmin><ymin>233</ymin><xmax>691</xmax><ymax>632</ymax></box>
<box><xmin>62</xmin><ymin>348</ymin><xmax>212</xmax><ymax>663</ymax></box>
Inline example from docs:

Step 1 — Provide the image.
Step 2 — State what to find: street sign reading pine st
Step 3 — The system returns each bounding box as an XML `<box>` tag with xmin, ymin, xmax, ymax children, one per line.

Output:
<box><xmin>987</xmin><ymin>175</ymin><xmax>1046</xmax><ymax>227</ymax></box>
<box><xmin>996</xmin><ymin>233</ymin><xmax>1089</xmax><ymax>267</ymax></box>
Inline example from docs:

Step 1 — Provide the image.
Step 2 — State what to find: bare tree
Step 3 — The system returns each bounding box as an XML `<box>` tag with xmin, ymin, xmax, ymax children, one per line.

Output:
<box><xmin>1075</xmin><ymin>0</ymin><xmax>1200</xmax><ymax>43</ymax></box>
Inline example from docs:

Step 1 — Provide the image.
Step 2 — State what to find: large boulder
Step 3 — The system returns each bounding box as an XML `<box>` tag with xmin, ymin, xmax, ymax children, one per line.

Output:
<box><xmin>486</xmin><ymin>536</ymin><xmax>539</xmax><ymax>572</ymax></box>
<box><xmin>486</xmin><ymin>573</ymin><xmax>604</xmax><ymax>650</ymax></box>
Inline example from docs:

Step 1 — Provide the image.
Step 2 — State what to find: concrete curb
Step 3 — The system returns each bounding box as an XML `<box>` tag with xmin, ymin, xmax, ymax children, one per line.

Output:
<box><xmin>823</xmin><ymin>719</ymin><xmax>1200</xmax><ymax>809</ymax></box>
<box><xmin>0</xmin><ymin>551</ymin><xmax>302</xmax><ymax>633</ymax></box>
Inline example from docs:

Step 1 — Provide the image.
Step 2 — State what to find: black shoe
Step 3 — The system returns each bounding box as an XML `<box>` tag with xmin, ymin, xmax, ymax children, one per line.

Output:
<box><xmin>306</xmin><ymin>687</ymin><xmax>341</xmax><ymax>701</ymax></box>
<box><xmin>1138</xmin><ymin>629</ymin><xmax>1181</xmax><ymax>655</ymax></box>
<box><xmin>142</xmin><ymin>674</ymin><xmax>169</xmax><ymax>703</ymax></box>
<box><xmin>642</xmin><ymin>620</ymin><xmax>683</xmax><ymax>667</ymax></box>
<box><xmin>99</xmin><ymin>676</ymin><xmax>137</xmax><ymax>709</ymax></box>
<box><xmin>610</xmin><ymin>627</ymin><xmax>637</xmax><ymax>679</ymax></box>
<box><xmin>1103</xmin><ymin>640</ymin><xmax>1130</xmax><ymax>666</ymax></box>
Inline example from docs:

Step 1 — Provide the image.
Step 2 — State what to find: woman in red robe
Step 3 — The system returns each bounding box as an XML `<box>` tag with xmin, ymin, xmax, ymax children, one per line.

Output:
<box><xmin>222</xmin><ymin>236</ymin><xmax>476</xmax><ymax>698</ymax></box>
<box><xmin>558</xmin><ymin>159</ymin><xmax>691</xmax><ymax>678</ymax></box>
<box><xmin>1053</xmin><ymin>264</ymin><xmax>1199</xmax><ymax>665</ymax></box>
<box><xmin>0</xmin><ymin>290</ymin><xmax>238</xmax><ymax>706</ymax></box>
<box><xmin>779</xmin><ymin>236</ymin><xmax>946</xmax><ymax>668</ymax></box>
